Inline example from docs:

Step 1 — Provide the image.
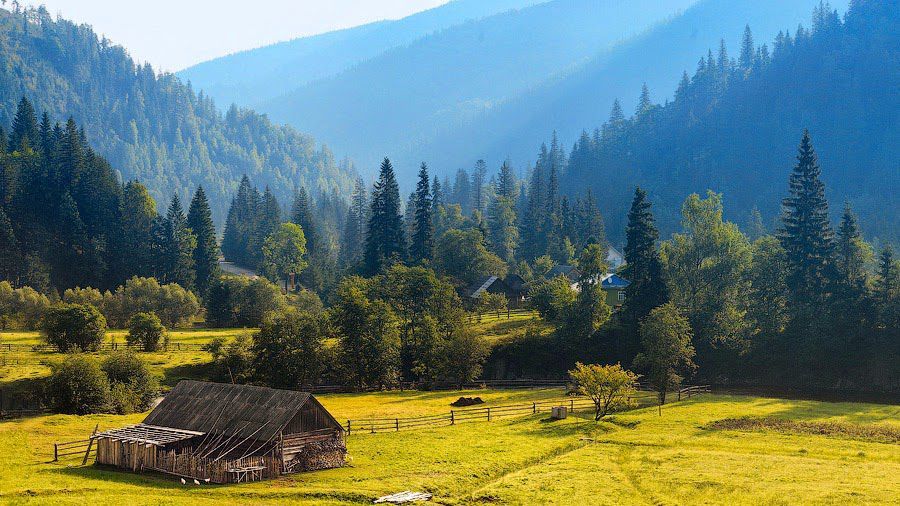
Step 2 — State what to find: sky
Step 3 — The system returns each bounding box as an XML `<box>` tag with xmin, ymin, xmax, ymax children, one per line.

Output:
<box><xmin>23</xmin><ymin>0</ymin><xmax>449</xmax><ymax>72</ymax></box>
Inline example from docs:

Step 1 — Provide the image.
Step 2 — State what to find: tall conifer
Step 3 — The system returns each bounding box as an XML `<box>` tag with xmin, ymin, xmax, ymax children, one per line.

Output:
<box><xmin>410</xmin><ymin>163</ymin><xmax>434</xmax><ymax>264</ymax></box>
<box><xmin>364</xmin><ymin>158</ymin><xmax>406</xmax><ymax>274</ymax></box>
<box><xmin>187</xmin><ymin>186</ymin><xmax>219</xmax><ymax>295</ymax></box>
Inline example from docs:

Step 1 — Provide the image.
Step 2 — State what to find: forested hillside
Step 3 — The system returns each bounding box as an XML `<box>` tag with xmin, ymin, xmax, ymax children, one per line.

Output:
<box><xmin>246</xmin><ymin>0</ymin><xmax>699</xmax><ymax>173</ymax></box>
<box><xmin>547</xmin><ymin>0</ymin><xmax>898</xmax><ymax>243</ymax></box>
<box><xmin>0</xmin><ymin>6</ymin><xmax>355</xmax><ymax>222</ymax></box>
<box><xmin>416</xmin><ymin>0</ymin><xmax>846</xmax><ymax>172</ymax></box>
<box><xmin>178</xmin><ymin>0</ymin><xmax>544</xmax><ymax>109</ymax></box>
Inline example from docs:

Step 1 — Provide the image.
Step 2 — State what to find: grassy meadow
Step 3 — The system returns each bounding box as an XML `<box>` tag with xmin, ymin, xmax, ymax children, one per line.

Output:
<box><xmin>0</xmin><ymin>392</ymin><xmax>897</xmax><ymax>504</ymax></box>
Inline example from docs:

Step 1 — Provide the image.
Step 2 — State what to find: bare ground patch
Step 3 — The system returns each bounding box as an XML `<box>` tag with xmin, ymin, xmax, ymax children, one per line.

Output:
<box><xmin>705</xmin><ymin>417</ymin><xmax>900</xmax><ymax>444</ymax></box>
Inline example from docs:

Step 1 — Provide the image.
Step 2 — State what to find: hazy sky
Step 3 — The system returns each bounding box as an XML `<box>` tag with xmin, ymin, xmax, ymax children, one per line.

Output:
<box><xmin>23</xmin><ymin>0</ymin><xmax>449</xmax><ymax>72</ymax></box>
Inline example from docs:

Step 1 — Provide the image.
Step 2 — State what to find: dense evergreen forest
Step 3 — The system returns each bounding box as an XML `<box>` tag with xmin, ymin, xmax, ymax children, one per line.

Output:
<box><xmin>550</xmin><ymin>0</ymin><xmax>897</xmax><ymax>244</ymax></box>
<box><xmin>0</xmin><ymin>6</ymin><xmax>355</xmax><ymax>223</ymax></box>
<box><xmin>0</xmin><ymin>99</ymin><xmax>219</xmax><ymax>293</ymax></box>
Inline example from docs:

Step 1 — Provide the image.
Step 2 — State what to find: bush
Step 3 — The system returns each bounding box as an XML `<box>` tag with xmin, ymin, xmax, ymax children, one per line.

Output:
<box><xmin>42</xmin><ymin>303</ymin><xmax>107</xmax><ymax>352</ymax></box>
<box><xmin>529</xmin><ymin>275</ymin><xmax>577</xmax><ymax>321</ymax></box>
<box><xmin>204</xmin><ymin>333</ymin><xmax>254</xmax><ymax>383</ymax></box>
<box><xmin>127</xmin><ymin>312</ymin><xmax>166</xmax><ymax>351</ymax></box>
<box><xmin>47</xmin><ymin>355</ymin><xmax>110</xmax><ymax>414</ymax></box>
<box><xmin>205</xmin><ymin>276</ymin><xmax>286</xmax><ymax>327</ymax></box>
<box><xmin>0</xmin><ymin>281</ymin><xmax>51</xmax><ymax>330</ymax></box>
<box><xmin>109</xmin><ymin>277</ymin><xmax>201</xmax><ymax>328</ymax></box>
<box><xmin>101</xmin><ymin>352</ymin><xmax>158</xmax><ymax>413</ymax></box>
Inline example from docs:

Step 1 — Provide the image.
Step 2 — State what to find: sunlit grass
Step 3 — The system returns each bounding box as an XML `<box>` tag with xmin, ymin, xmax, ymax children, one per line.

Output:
<box><xmin>0</xmin><ymin>393</ymin><xmax>897</xmax><ymax>504</ymax></box>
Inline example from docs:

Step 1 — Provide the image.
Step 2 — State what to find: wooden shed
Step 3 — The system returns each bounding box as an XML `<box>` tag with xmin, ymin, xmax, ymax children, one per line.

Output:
<box><xmin>93</xmin><ymin>380</ymin><xmax>345</xmax><ymax>483</ymax></box>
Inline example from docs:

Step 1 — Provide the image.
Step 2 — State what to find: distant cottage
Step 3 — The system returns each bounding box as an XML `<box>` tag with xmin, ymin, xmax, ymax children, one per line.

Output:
<box><xmin>546</xmin><ymin>265</ymin><xmax>630</xmax><ymax>307</ymax></box>
<box><xmin>464</xmin><ymin>275</ymin><xmax>528</xmax><ymax>307</ymax></box>
<box><xmin>93</xmin><ymin>380</ymin><xmax>345</xmax><ymax>483</ymax></box>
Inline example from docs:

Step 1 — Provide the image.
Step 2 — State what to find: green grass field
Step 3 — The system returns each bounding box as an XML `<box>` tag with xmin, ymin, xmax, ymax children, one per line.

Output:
<box><xmin>1</xmin><ymin>391</ymin><xmax>897</xmax><ymax>505</ymax></box>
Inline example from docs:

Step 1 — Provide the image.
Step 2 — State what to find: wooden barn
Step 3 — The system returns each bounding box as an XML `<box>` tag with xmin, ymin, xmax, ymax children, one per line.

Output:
<box><xmin>93</xmin><ymin>380</ymin><xmax>345</xmax><ymax>483</ymax></box>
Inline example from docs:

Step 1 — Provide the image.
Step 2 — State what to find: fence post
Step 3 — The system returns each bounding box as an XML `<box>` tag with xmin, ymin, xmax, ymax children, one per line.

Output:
<box><xmin>395</xmin><ymin>418</ymin><xmax>399</xmax><ymax>431</ymax></box>
<box><xmin>678</xmin><ymin>388</ymin><xmax>682</xmax><ymax>401</ymax></box>
<box><xmin>532</xmin><ymin>402</ymin><xmax>536</xmax><ymax>414</ymax></box>
<box><xmin>54</xmin><ymin>443</ymin><xmax>58</xmax><ymax>462</ymax></box>
<box><xmin>487</xmin><ymin>408</ymin><xmax>491</xmax><ymax>421</ymax></box>
<box><xmin>347</xmin><ymin>420</ymin><xmax>351</xmax><ymax>436</ymax></box>
<box><xmin>450</xmin><ymin>410</ymin><xmax>455</xmax><ymax>425</ymax></box>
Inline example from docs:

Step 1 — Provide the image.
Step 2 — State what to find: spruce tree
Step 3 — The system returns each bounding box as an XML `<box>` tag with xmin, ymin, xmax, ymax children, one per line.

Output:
<box><xmin>291</xmin><ymin>187</ymin><xmax>319</xmax><ymax>254</ymax></box>
<box><xmin>0</xmin><ymin>206</ymin><xmax>20</xmax><ymax>281</ymax></box>
<box><xmin>497</xmin><ymin>160</ymin><xmax>516</xmax><ymax>200</ymax></box>
<box><xmin>341</xmin><ymin>177</ymin><xmax>367</xmax><ymax>266</ymax></box>
<box><xmin>451</xmin><ymin>168</ymin><xmax>471</xmax><ymax>213</ymax></box>
<box><xmin>471</xmin><ymin>159</ymin><xmax>487</xmax><ymax>213</ymax></box>
<box><xmin>636</xmin><ymin>83</ymin><xmax>652</xmax><ymax>115</ymax></box>
<box><xmin>253</xmin><ymin>187</ymin><xmax>281</xmax><ymax>266</ymax></box>
<box><xmin>364</xmin><ymin>158</ymin><xmax>406</xmax><ymax>275</ymax></box>
<box><xmin>739</xmin><ymin>25</ymin><xmax>755</xmax><ymax>72</ymax></box>
<box><xmin>622</xmin><ymin>187</ymin><xmax>669</xmax><ymax>358</ymax></box>
<box><xmin>779</xmin><ymin>130</ymin><xmax>834</xmax><ymax>305</ymax></box>
<box><xmin>874</xmin><ymin>247</ymin><xmax>899</xmax><ymax>328</ymax></box>
<box><xmin>162</xmin><ymin>195</ymin><xmax>196</xmax><ymax>289</ymax></box>
<box><xmin>187</xmin><ymin>186</ymin><xmax>219</xmax><ymax>295</ymax></box>
<box><xmin>8</xmin><ymin>97</ymin><xmax>38</xmax><ymax>152</ymax></box>
<box><xmin>835</xmin><ymin>203</ymin><xmax>867</xmax><ymax>288</ymax></box>
<box><xmin>410</xmin><ymin>163</ymin><xmax>434</xmax><ymax>264</ymax></box>
<box><xmin>431</xmin><ymin>175</ymin><xmax>443</xmax><ymax>212</ymax></box>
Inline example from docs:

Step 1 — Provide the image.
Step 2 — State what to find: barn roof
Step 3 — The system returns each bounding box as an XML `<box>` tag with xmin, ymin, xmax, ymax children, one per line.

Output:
<box><xmin>142</xmin><ymin>380</ymin><xmax>316</xmax><ymax>443</ymax></box>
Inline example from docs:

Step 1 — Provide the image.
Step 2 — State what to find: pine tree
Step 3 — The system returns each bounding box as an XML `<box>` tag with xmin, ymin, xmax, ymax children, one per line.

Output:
<box><xmin>497</xmin><ymin>160</ymin><xmax>516</xmax><ymax>200</ymax></box>
<box><xmin>8</xmin><ymin>97</ymin><xmax>38</xmax><ymax>152</ymax></box>
<box><xmin>739</xmin><ymin>25</ymin><xmax>755</xmax><ymax>72</ymax></box>
<box><xmin>364</xmin><ymin>158</ymin><xmax>406</xmax><ymax>275</ymax></box>
<box><xmin>636</xmin><ymin>83</ymin><xmax>652</xmax><ymax>115</ymax></box>
<box><xmin>113</xmin><ymin>181</ymin><xmax>157</xmax><ymax>281</ymax></box>
<box><xmin>0</xmin><ymin>205</ymin><xmax>20</xmax><ymax>281</ymax></box>
<box><xmin>431</xmin><ymin>175</ymin><xmax>443</xmax><ymax>212</ymax></box>
<box><xmin>290</xmin><ymin>187</ymin><xmax>319</xmax><ymax>254</ymax></box>
<box><xmin>835</xmin><ymin>203</ymin><xmax>867</xmax><ymax>287</ymax></box>
<box><xmin>187</xmin><ymin>186</ymin><xmax>219</xmax><ymax>295</ymax></box>
<box><xmin>410</xmin><ymin>163</ymin><xmax>434</xmax><ymax>264</ymax></box>
<box><xmin>471</xmin><ymin>159</ymin><xmax>487</xmax><ymax>214</ymax></box>
<box><xmin>253</xmin><ymin>187</ymin><xmax>281</xmax><ymax>266</ymax></box>
<box><xmin>451</xmin><ymin>168</ymin><xmax>471</xmax><ymax>213</ymax></box>
<box><xmin>622</xmin><ymin>187</ymin><xmax>669</xmax><ymax>359</ymax></box>
<box><xmin>341</xmin><ymin>177</ymin><xmax>368</xmax><ymax>266</ymax></box>
<box><xmin>874</xmin><ymin>247</ymin><xmax>899</xmax><ymax>328</ymax></box>
<box><xmin>779</xmin><ymin>130</ymin><xmax>835</xmax><ymax>305</ymax></box>
<box><xmin>161</xmin><ymin>195</ymin><xmax>197</xmax><ymax>289</ymax></box>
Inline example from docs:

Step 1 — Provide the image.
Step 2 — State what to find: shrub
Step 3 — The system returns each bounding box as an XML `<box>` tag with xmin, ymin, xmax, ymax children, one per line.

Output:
<box><xmin>529</xmin><ymin>275</ymin><xmax>577</xmax><ymax>321</ymax></box>
<box><xmin>127</xmin><ymin>312</ymin><xmax>166</xmax><ymax>351</ymax></box>
<box><xmin>205</xmin><ymin>276</ymin><xmax>286</xmax><ymax>328</ymax></box>
<box><xmin>204</xmin><ymin>333</ymin><xmax>254</xmax><ymax>383</ymax></box>
<box><xmin>252</xmin><ymin>310</ymin><xmax>329</xmax><ymax>389</ymax></box>
<box><xmin>42</xmin><ymin>303</ymin><xmax>107</xmax><ymax>352</ymax></box>
<box><xmin>101</xmin><ymin>352</ymin><xmax>158</xmax><ymax>413</ymax></box>
<box><xmin>47</xmin><ymin>355</ymin><xmax>110</xmax><ymax>414</ymax></box>
<box><xmin>0</xmin><ymin>281</ymin><xmax>51</xmax><ymax>330</ymax></box>
<box><xmin>102</xmin><ymin>277</ymin><xmax>200</xmax><ymax>328</ymax></box>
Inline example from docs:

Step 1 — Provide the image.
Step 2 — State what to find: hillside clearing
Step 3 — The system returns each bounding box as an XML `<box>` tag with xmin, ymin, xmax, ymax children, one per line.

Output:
<box><xmin>1</xmin><ymin>392</ymin><xmax>897</xmax><ymax>504</ymax></box>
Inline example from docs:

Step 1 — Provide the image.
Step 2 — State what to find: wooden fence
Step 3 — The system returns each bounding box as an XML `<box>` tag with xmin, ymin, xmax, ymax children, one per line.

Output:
<box><xmin>467</xmin><ymin>308</ymin><xmax>537</xmax><ymax>324</ymax></box>
<box><xmin>0</xmin><ymin>342</ymin><xmax>207</xmax><ymax>353</ymax></box>
<box><xmin>345</xmin><ymin>392</ymin><xmax>660</xmax><ymax>435</ymax></box>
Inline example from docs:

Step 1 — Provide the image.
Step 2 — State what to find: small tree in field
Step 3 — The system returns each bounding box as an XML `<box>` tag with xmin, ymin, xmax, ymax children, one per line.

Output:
<box><xmin>261</xmin><ymin>222</ymin><xmax>308</xmax><ymax>291</ymax></box>
<box><xmin>42</xmin><ymin>303</ymin><xmax>107</xmax><ymax>352</ymax></box>
<box><xmin>634</xmin><ymin>303</ymin><xmax>696</xmax><ymax>409</ymax></box>
<box><xmin>47</xmin><ymin>355</ymin><xmax>110</xmax><ymax>414</ymax></box>
<box><xmin>126</xmin><ymin>312</ymin><xmax>166</xmax><ymax>351</ymax></box>
<box><xmin>478</xmin><ymin>292</ymin><xmax>508</xmax><ymax>318</ymax></box>
<box><xmin>569</xmin><ymin>362</ymin><xmax>639</xmax><ymax>420</ymax></box>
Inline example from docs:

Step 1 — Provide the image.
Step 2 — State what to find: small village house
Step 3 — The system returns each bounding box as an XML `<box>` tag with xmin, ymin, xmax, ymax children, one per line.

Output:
<box><xmin>546</xmin><ymin>265</ymin><xmax>630</xmax><ymax>308</ymax></box>
<box><xmin>464</xmin><ymin>275</ymin><xmax>528</xmax><ymax>308</ymax></box>
<box><xmin>92</xmin><ymin>380</ymin><xmax>345</xmax><ymax>483</ymax></box>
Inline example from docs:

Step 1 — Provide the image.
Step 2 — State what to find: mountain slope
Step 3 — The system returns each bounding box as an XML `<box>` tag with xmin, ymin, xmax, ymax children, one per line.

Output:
<box><xmin>409</xmin><ymin>0</ymin><xmax>850</xmax><ymax>173</ymax></box>
<box><xmin>0</xmin><ymin>7</ymin><xmax>355</xmax><ymax>222</ymax></box>
<box><xmin>553</xmin><ymin>0</ymin><xmax>898</xmax><ymax>243</ymax></box>
<box><xmin>256</xmin><ymin>0</ymin><xmax>698</xmax><ymax>176</ymax></box>
<box><xmin>178</xmin><ymin>0</ymin><xmax>545</xmax><ymax>109</ymax></box>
